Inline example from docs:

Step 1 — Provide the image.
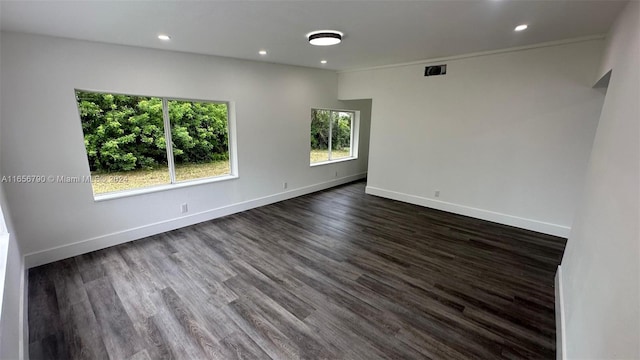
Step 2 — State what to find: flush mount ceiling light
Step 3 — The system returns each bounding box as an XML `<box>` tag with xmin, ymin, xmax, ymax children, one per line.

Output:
<box><xmin>307</xmin><ymin>30</ymin><xmax>343</xmax><ymax>46</ymax></box>
<box><xmin>320</xmin><ymin>60</ymin><xmax>328</xmax><ymax>64</ymax></box>
<box><xmin>157</xmin><ymin>34</ymin><xmax>171</xmax><ymax>41</ymax></box>
<box><xmin>514</xmin><ymin>24</ymin><xmax>528</xmax><ymax>32</ymax></box>
<box><xmin>259</xmin><ymin>50</ymin><xmax>267</xmax><ymax>55</ymax></box>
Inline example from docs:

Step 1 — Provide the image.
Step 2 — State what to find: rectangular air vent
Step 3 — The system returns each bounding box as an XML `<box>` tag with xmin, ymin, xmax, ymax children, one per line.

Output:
<box><xmin>424</xmin><ymin>64</ymin><xmax>447</xmax><ymax>76</ymax></box>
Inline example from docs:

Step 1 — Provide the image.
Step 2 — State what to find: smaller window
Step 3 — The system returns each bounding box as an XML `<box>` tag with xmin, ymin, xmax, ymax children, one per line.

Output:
<box><xmin>310</xmin><ymin>109</ymin><xmax>358</xmax><ymax>165</ymax></box>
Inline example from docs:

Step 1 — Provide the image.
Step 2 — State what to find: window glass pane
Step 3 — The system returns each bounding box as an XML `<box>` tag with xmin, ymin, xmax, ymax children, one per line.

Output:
<box><xmin>310</xmin><ymin>109</ymin><xmax>330</xmax><ymax>163</ymax></box>
<box><xmin>75</xmin><ymin>91</ymin><xmax>170</xmax><ymax>195</ymax></box>
<box><xmin>168</xmin><ymin>100</ymin><xmax>231</xmax><ymax>182</ymax></box>
<box><xmin>331</xmin><ymin>111</ymin><xmax>353</xmax><ymax>160</ymax></box>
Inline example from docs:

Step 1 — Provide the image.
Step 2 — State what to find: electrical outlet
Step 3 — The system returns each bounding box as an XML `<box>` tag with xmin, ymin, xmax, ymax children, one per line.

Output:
<box><xmin>283</xmin><ymin>182</ymin><xmax>288</xmax><ymax>189</ymax></box>
<box><xmin>181</xmin><ymin>203</ymin><xmax>188</xmax><ymax>213</ymax></box>
<box><xmin>435</xmin><ymin>190</ymin><xmax>440</xmax><ymax>198</ymax></box>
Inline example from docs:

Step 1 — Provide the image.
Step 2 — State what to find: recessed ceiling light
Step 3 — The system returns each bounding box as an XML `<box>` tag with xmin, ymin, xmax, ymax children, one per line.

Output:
<box><xmin>320</xmin><ymin>60</ymin><xmax>327</xmax><ymax>64</ymax></box>
<box><xmin>158</xmin><ymin>34</ymin><xmax>171</xmax><ymax>41</ymax></box>
<box><xmin>307</xmin><ymin>30</ymin><xmax>343</xmax><ymax>46</ymax></box>
<box><xmin>514</xmin><ymin>24</ymin><xmax>528</xmax><ymax>32</ymax></box>
<box><xmin>259</xmin><ymin>50</ymin><xmax>267</xmax><ymax>55</ymax></box>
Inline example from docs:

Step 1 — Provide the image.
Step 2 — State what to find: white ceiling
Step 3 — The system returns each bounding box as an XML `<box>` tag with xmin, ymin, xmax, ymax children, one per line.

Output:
<box><xmin>0</xmin><ymin>0</ymin><xmax>627</xmax><ymax>71</ymax></box>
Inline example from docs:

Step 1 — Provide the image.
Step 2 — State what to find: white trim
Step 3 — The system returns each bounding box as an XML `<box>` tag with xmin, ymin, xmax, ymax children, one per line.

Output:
<box><xmin>25</xmin><ymin>173</ymin><xmax>367</xmax><ymax>268</ymax></box>
<box><xmin>162</xmin><ymin>97</ymin><xmax>177</xmax><ymax>184</ymax></box>
<box><xmin>328</xmin><ymin>111</ymin><xmax>333</xmax><ymax>160</ymax></box>
<box><xmin>227</xmin><ymin>101</ymin><xmax>239</xmax><ymax>178</ymax></box>
<box><xmin>555</xmin><ymin>266</ymin><xmax>567</xmax><ymax>360</ymax></box>
<box><xmin>94</xmin><ymin>174</ymin><xmax>238</xmax><ymax>202</ymax></box>
<box><xmin>365</xmin><ymin>186</ymin><xmax>570</xmax><ymax>237</ymax></box>
<box><xmin>338</xmin><ymin>34</ymin><xmax>605</xmax><ymax>74</ymax></box>
<box><xmin>310</xmin><ymin>157</ymin><xmax>358</xmax><ymax>167</ymax></box>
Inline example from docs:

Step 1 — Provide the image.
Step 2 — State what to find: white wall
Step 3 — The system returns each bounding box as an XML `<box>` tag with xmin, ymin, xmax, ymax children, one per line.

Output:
<box><xmin>338</xmin><ymin>39</ymin><xmax>605</xmax><ymax>236</ymax></box>
<box><xmin>0</xmin><ymin>43</ymin><xmax>27</xmax><ymax>358</ymax></box>
<box><xmin>0</xmin><ymin>32</ymin><xmax>370</xmax><ymax>266</ymax></box>
<box><xmin>560</xmin><ymin>1</ymin><xmax>640</xmax><ymax>358</ymax></box>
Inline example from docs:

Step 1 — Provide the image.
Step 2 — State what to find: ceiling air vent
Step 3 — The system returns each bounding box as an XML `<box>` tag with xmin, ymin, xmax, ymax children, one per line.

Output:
<box><xmin>424</xmin><ymin>64</ymin><xmax>447</xmax><ymax>77</ymax></box>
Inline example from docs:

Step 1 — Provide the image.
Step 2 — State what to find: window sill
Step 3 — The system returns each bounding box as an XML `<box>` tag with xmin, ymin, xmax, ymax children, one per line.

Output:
<box><xmin>310</xmin><ymin>157</ymin><xmax>358</xmax><ymax>167</ymax></box>
<box><xmin>94</xmin><ymin>174</ymin><xmax>238</xmax><ymax>202</ymax></box>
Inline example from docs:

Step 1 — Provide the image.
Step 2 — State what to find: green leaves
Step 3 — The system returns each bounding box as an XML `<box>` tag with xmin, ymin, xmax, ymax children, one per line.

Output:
<box><xmin>332</xmin><ymin>114</ymin><xmax>352</xmax><ymax>150</ymax></box>
<box><xmin>75</xmin><ymin>91</ymin><xmax>229</xmax><ymax>172</ymax></box>
<box><xmin>168</xmin><ymin>100</ymin><xmax>229</xmax><ymax>164</ymax></box>
<box><xmin>310</xmin><ymin>109</ymin><xmax>352</xmax><ymax>151</ymax></box>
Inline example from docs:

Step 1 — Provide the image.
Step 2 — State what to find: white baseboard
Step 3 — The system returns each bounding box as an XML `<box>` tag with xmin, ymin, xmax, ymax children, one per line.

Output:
<box><xmin>25</xmin><ymin>173</ymin><xmax>367</xmax><ymax>268</ymax></box>
<box><xmin>365</xmin><ymin>186</ymin><xmax>570</xmax><ymax>237</ymax></box>
<box><xmin>555</xmin><ymin>265</ymin><xmax>567</xmax><ymax>360</ymax></box>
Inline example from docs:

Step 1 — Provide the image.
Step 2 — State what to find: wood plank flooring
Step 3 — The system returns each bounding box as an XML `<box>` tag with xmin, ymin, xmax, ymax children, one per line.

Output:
<box><xmin>28</xmin><ymin>181</ymin><xmax>566</xmax><ymax>359</ymax></box>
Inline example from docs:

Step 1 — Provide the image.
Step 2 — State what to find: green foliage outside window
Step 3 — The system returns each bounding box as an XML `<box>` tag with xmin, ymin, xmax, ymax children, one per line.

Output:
<box><xmin>310</xmin><ymin>109</ymin><xmax>352</xmax><ymax>151</ymax></box>
<box><xmin>76</xmin><ymin>91</ymin><xmax>229</xmax><ymax>173</ymax></box>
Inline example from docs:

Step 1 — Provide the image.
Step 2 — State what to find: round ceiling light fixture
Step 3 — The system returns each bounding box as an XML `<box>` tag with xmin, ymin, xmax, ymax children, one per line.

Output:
<box><xmin>307</xmin><ymin>30</ymin><xmax>343</xmax><ymax>46</ymax></box>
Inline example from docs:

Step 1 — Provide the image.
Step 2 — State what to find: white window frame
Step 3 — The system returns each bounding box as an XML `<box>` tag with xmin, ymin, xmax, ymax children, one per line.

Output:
<box><xmin>310</xmin><ymin>108</ymin><xmax>359</xmax><ymax>166</ymax></box>
<box><xmin>74</xmin><ymin>89</ymin><xmax>239</xmax><ymax>201</ymax></box>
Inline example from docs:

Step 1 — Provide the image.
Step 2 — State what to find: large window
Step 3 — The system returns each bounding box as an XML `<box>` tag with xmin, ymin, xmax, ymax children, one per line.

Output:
<box><xmin>75</xmin><ymin>90</ymin><xmax>234</xmax><ymax>197</ymax></box>
<box><xmin>310</xmin><ymin>109</ymin><xmax>357</xmax><ymax>165</ymax></box>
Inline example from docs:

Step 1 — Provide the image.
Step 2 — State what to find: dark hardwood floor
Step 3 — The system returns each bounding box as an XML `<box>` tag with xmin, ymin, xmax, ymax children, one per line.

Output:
<box><xmin>28</xmin><ymin>181</ymin><xmax>566</xmax><ymax>359</ymax></box>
